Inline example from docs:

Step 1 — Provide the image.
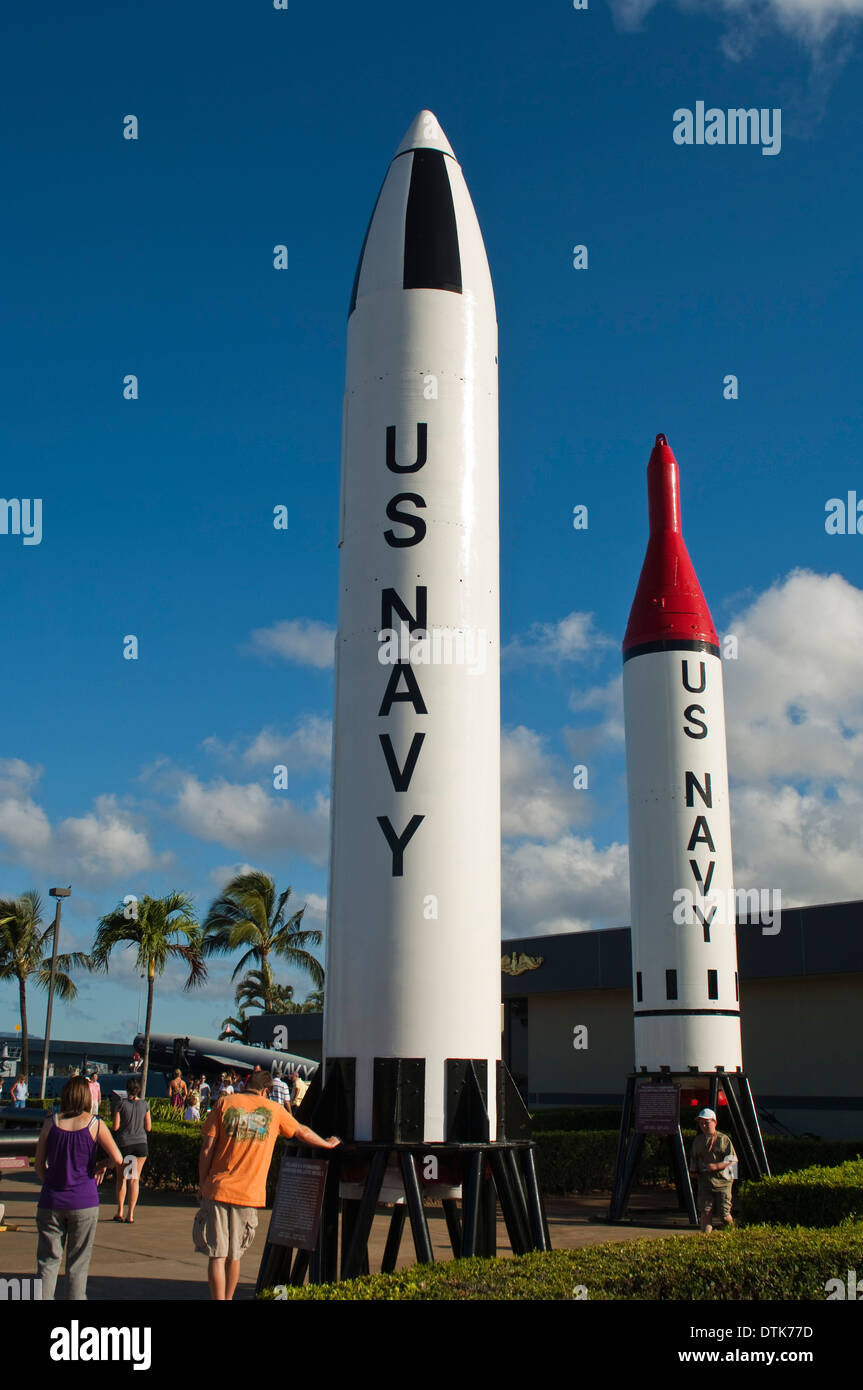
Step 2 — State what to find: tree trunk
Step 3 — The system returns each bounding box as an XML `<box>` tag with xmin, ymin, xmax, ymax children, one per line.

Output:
<box><xmin>140</xmin><ymin>965</ymin><xmax>155</xmax><ymax>1099</ymax></box>
<box><xmin>18</xmin><ymin>975</ymin><xmax>29</xmax><ymax>1081</ymax></box>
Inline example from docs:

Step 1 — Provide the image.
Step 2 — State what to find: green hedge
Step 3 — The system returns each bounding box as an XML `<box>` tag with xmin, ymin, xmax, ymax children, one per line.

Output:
<box><xmin>738</xmin><ymin>1158</ymin><xmax>863</xmax><ymax>1228</ymax></box>
<box><xmin>531</xmin><ymin>1107</ymin><xmax>622</xmax><ymax>1132</ymax></box>
<box><xmin>259</xmin><ymin>1219</ymin><xmax>863</xmax><ymax>1300</ymax></box>
<box><xmin>535</xmin><ymin>1129</ymin><xmax>863</xmax><ymax>1195</ymax></box>
<box><xmin>134</xmin><ymin>1124</ymin><xmax>863</xmax><ymax>1199</ymax></box>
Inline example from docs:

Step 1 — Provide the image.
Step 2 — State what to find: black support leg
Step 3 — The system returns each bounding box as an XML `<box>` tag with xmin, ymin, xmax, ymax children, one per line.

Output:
<box><xmin>342</xmin><ymin>1149</ymin><xmax>388</xmax><ymax>1280</ymax></box>
<box><xmin>441</xmin><ymin>1198</ymin><xmax>462</xmax><ymax>1257</ymax></box>
<box><xmin>399</xmin><ymin>1150</ymin><xmax>434</xmax><ymax>1265</ymax></box>
<box><xmin>519</xmin><ymin>1145</ymin><xmax>551</xmax><ymax>1252</ymax></box>
<box><xmin>381</xmin><ymin>1204</ymin><xmax>407</xmax><ymax>1273</ymax></box>
<box><xmin>460</xmin><ymin>1151</ymin><xmax>483</xmax><ymax>1257</ymax></box>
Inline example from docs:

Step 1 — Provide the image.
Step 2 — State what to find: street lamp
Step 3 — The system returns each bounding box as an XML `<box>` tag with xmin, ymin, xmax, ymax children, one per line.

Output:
<box><xmin>40</xmin><ymin>887</ymin><xmax>71</xmax><ymax>1100</ymax></box>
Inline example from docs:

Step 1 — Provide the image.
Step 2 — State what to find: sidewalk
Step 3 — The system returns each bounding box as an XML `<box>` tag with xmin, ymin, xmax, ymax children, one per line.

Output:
<box><xmin>0</xmin><ymin>1172</ymin><xmax>693</xmax><ymax>1300</ymax></box>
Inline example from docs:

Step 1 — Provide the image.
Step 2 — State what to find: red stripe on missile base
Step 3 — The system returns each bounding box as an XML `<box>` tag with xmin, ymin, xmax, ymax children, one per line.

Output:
<box><xmin>622</xmin><ymin>434</ymin><xmax>719</xmax><ymax>655</ymax></box>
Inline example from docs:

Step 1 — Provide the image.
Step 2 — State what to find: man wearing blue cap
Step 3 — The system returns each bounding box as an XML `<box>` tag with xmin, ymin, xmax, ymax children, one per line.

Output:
<box><xmin>689</xmin><ymin>1108</ymin><xmax>737</xmax><ymax>1234</ymax></box>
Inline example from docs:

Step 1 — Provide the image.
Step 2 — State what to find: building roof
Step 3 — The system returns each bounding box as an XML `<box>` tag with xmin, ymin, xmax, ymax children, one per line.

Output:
<box><xmin>501</xmin><ymin>900</ymin><xmax>863</xmax><ymax>996</ymax></box>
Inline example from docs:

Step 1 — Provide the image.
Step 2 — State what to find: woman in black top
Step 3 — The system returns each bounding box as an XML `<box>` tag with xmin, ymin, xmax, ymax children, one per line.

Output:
<box><xmin>111</xmin><ymin>1079</ymin><xmax>151</xmax><ymax>1223</ymax></box>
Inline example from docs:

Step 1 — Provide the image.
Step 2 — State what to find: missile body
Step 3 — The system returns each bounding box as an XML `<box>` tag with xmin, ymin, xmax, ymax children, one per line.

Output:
<box><xmin>324</xmin><ymin>112</ymin><xmax>501</xmax><ymax>1140</ymax></box>
<box><xmin>622</xmin><ymin>435</ymin><xmax>743</xmax><ymax>1073</ymax></box>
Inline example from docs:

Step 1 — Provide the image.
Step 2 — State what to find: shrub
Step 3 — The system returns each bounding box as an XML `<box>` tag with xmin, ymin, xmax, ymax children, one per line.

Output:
<box><xmin>535</xmin><ymin>1129</ymin><xmax>863</xmax><ymax>1195</ymax></box>
<box><xmin>531</xmin><ymin>1108</ymin><xmax>621</xmax><ymax>1132</ymax></box>
<box><xmin>259</xmin><ymin>1219</ymin><xmax>863</xmax><ymax>1300</ymax></box>
<box><xmin>739</xmin><ymin>1158</ymin><xmax>863</xmax><ymax>1228</ymax></box>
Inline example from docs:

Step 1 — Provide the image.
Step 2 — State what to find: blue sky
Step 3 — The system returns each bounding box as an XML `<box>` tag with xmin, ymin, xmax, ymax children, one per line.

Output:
<box><xmin>2</xmin><ymin>0</ymin><xmax>862</xmax><ymax>1045</ymax></box>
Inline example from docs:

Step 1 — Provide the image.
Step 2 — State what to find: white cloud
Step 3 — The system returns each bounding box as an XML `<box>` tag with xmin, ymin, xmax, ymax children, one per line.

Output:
<box><xmin>59</xmin><ymin>795</ymin><xmax>160</xmax><ymax>877</ymax></box>
<box><xmin>207</xmin><ymin>861</ymin><xmax>261</xmax><ymax>889</ymax></box>
<box><xmin>504</xmin><ymin>611</ymin><xmax>614</xmax><ymax>666</ymax></box>
<box><xmin>732</xmin><ymin>782</ymin><xmax>863</xmax><ymax>905</ymax></box>
<box><xmin>718</xmin><ymin>569</ymin><xmax>863</xmax><ymax>905</ymax></box>
<box><xmin>0</xmin><ymin>765</ymin><xmax>162</xmax><ymax>881</ymax></box>
<box><xmin>247</xmin><ymin>619</ymin><xmax>335</xmax><ymax>669</ymax></box>
<box><xmin>203</xmin><ymin>716</ymin><xmax>333</xmax><ymax>772</ymax></box>
<box><xmin>724</xmin><ymin>569</ymin><xmax>863</xmax><ymax>783</ymax></box>
<box><xmin>302</xmin><ymin>892</ymin><xmax>327</xmax><ymax>921</ymax></box>
<box><xmin>174</xmin><ymin>776</ymin><xmax>330</xmax><ymax>864</ymax></box>
<box><xmin>610</xmin><ymin>0</ymin><xmax>863</xmax><ymax>57</ymax></box>
<box><xmin>567</xmin><ymin>674</ymin><xmax>625</xmax><ymax>751</ymax></box>
<box><xmin>503</xmin><ymin>834</ymin><xmax>631</xmax><ymax>937</ymax></box>
<box><xmin>502</xmin><ymin>726</ymin><xmax>588</xmax><ymax>838</ymax></box>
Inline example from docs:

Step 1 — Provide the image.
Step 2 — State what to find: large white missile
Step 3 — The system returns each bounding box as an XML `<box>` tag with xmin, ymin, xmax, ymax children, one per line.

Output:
<box><xmin>623</xmin><ymin>435</ymin><xmax>743</xmax><ymax>1074</ymax></box>
<box><xmin>324</xmin><ymin>111</ymin><xmax>501</xmax><ymax>1141</ymax></box>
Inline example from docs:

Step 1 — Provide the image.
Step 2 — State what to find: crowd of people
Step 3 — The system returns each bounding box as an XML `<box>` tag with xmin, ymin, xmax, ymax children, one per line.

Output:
<box><xmin>166</xmin><ymin>1065</ymin><xmax>310</xmax><ymax>1122</ymax></box>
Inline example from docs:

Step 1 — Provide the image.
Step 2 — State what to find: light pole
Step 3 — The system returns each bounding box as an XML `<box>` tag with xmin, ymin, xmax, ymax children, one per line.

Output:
<box><xmin>40</xmin><ymin>886</ymin><xmax>71</xmax><ymax>1100</ymax></box>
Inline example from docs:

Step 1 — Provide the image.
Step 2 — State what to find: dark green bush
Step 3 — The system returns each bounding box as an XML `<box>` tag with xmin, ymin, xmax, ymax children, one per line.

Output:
<box><xmin>531</xmin><ymin>1107</ymin><xmax>621</xmax><ymax>1132</ymax></box>
<box><xmin>535</xmin><ymin>1128</ymin><xmax>863</xmax><ymax>1195</ymax></box>
<box><xmin>739</xmin><ymin>1158</ymin><xmax>863</xmax><ymax>1227</ymax></box>
<box><xmin>260</xmin><ymin>1219</ymin><xmax>863</xmax><ymax>1299</ymax></box>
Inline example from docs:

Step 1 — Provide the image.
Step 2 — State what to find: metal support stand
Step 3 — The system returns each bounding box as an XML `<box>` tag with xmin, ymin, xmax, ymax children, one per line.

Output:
<box><xmin>256</xmin><ymin>1138</ymin><xmax>549</xmax><ymax>1291</ymax></box>
<box><xmin>608</xmin><ymin>1070</ymin><xmax>770</xmax><ymax>1225</ymax></box>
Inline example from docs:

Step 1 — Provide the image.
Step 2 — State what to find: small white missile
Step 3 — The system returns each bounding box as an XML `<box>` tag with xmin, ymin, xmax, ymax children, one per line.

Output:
<box><xmin>323</xmin><ymin>111</ymin><xmax>501</xmax><ymax>1141</ymax></box>
<box><xmin>623</xmin><ymin>435</ymin><xmax>743</xmax><ymax>1073</ymax></box>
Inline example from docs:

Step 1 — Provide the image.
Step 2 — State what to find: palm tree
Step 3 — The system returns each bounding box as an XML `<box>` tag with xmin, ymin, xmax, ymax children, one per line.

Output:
<box><xmin>0</xmin><ymin>891</ymin><xmax>89</xmax><ymax>1078</ymax></box>
<box><xmin>202</xmin><ymin>870</ymin><xmax>324</xmax><ymax>998</ymax></box>
<box><xmin>281</xmin><ymin>987</ymin><xmax>324</xmax><ymax>1014</ymax></box>
<box><xmin>91</xmin><ymin>892</ymin><xmax>205</xmax><ymax>1098</ymax></box>
<box><xmin>219</xmin><ymin>1009</ymin><xmax>250</xmax><ymax>1044</ymax></box>
<box><xmin>234</xmin><ymin>966</ymin><xmax>295</xmax><ymax>1015</ymax></box>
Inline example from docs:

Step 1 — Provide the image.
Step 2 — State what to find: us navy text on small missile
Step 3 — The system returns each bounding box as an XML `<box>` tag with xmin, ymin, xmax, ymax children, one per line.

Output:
<box><xmin>673</xmin><ymin>103</ymin><xmax>781</xmax><ymax>156</ymax></box>
<box><xmin>0</xmin><ymin>499</ymin><xmax>42</xmax><ymax>545</ymax></box>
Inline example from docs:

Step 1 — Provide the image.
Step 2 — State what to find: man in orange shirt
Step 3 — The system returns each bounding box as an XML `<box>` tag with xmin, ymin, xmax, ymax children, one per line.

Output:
<box><xmin>195</xmin><ymin>1069</ymin><xmax>340</xmax><ymax>1300</ymax></box>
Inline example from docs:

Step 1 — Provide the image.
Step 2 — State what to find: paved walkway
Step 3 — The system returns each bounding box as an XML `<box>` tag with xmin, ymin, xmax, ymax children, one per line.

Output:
<box><xmin>0</xmin><ymin>1173</ymin><xmax>694</xmax><ymax>1300</ymax></box>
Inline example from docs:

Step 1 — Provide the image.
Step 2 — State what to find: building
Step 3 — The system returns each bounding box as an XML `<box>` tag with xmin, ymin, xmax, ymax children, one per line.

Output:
<box><xmin>502</xmin><ymin>900</ymin><xmax>863</xmax><ymax>1139</ymax></box>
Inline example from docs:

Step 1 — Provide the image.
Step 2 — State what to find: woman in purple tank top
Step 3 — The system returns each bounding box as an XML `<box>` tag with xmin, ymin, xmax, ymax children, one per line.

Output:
<box><xmin>34</xmin><ymin>1075</ymin><xmax>123</xmax><ymax>1300</ymax></box>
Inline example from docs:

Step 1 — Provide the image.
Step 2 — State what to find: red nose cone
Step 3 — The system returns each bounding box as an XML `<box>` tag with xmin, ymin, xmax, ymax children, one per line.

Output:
<box><xmin>622</xmin><ymin>434</ymin><xmax>719</xmax><ymax>656</ymax></box>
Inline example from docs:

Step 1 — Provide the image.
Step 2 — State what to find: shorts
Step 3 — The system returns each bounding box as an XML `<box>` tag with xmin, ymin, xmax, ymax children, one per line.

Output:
<box><xmin>193</xmin><ymin>1198</ymin><xmax>259</xmax><ymax>1260</ymax></box>
<box><xmin>120</xmin><ymin>1144</ymin><xmax>148</xmax><ymax>1160</ymax></box>
<box><xmin>697</xmin><ymin>1185</ymin><xmax>733</xmax><ymax>1222</ymax></box>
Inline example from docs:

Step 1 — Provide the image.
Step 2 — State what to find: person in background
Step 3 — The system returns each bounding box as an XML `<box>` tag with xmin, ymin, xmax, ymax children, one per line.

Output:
<box><xmin>291</xmin><ymin>1069</ymin><xmax>310</xmax><ymax>1108</ymax></box>
<box><xmin>168</xmin><ymin>1069</ymin><xmax>187</xmax><ymax>1112</ymax></box>
<box><xmin>34</xmin><ymin>1075</ymin><xmax>124</xmax><ymax>1298</ymax></box>
<box><xmin>112</xmin><ymin>1078</ymin><xmax>151</xmax><ymax>1224</ymax></box>
<box><xmin>11</xmin><ymin>1074</ymin><xmax>28</xmax><ymax>1109</ymax></box>
<box><xmin>269</xmin><ymin>1070</ymin><xmax>292</xmax><ymax>1113</ymax></box>
<box><xmin>87</xmin><ymin>1070</ymin><xmax>101</xmax><ymax>1115</ymax></box>
<box><xmin>184</xmin><ymin>1093</ymin><xmax>201</xmax><ymax>1122</ymax></box>
<box><xmin>689</xmin><ymin>1107</ymin><xmax>737</xmax><ymax>1235</ymax></box>
<box><xmin>199</xmin><ymin>1077</ymin><xmax>211</xmax><ymax>1111</ymax></box>
<box><xmin>195</xmin><ymin>1070</ymin><xmax>340</xmax><ymax>1300</ymax></box>
<box><xmin>218</xmin><ymin>1074</ymin><xmax>233</xmax><ymax>1097</ymax></box>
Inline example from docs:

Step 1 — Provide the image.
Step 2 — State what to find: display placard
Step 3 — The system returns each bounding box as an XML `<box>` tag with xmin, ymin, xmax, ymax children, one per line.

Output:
<box><xmin>635</xmin><ymin>1084</ymin><xmax>680</xmax><ymax>1135</ymax></box>
<box><xmin>265</xmin><ymin>1155</ymin><xmax>329</xmax><ymax>1250</ymax></box>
